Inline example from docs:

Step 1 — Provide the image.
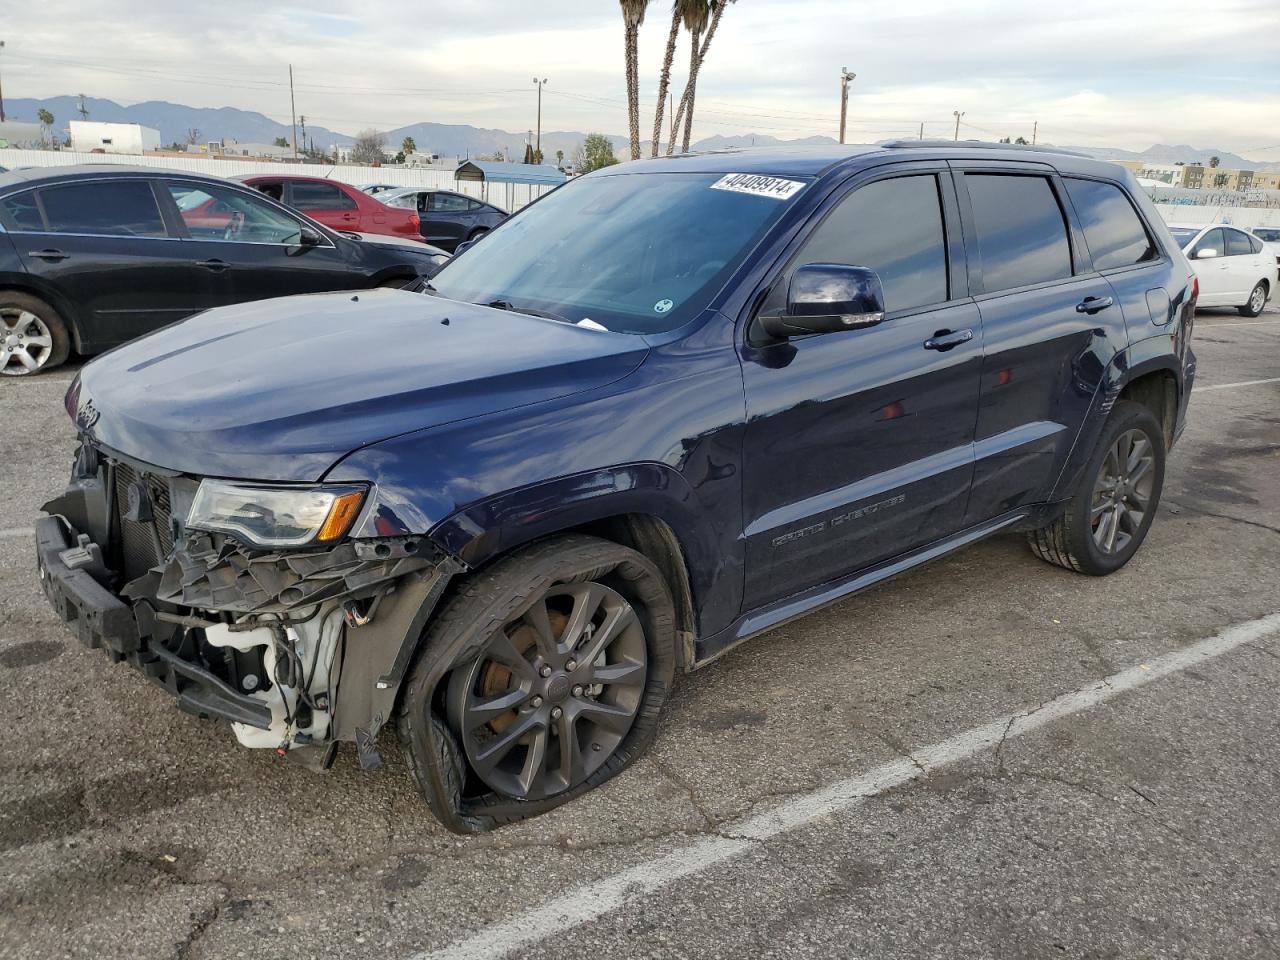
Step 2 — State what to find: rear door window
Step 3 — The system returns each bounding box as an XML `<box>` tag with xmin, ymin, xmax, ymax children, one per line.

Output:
<box><xmin>771</xmin><ymin>174</ymin><xmax>949</xmax><ymax>313</ymax></box>
<box><xmin>0</xmin><ymin>192</ymin><xmax>45</xmax><ymax>231</ymax></box>
<box><xmin>1225</xmin><ymin>229</ymin><xmax>1253</xmax><ymax>257</ymax></box>
<box><xmin>430</xmin><ymin>193</ymin><xmax>471</xmax><ymax>213</ymax></box>
<box><xmin>38</xmin><ymin>181</ymin><xmax>167</xmax><ymax>237</ymax></box>
<box><xmin>289</xmin><ymin>182</ymin><xmax>356</xmax><ymax>211</ymax></box>
<box><xmin>1063</xmin><ymin>178</ymin><xmax>1156</xmax><ymax>270</ymax></box>
<box><xmin>965</xmin><ymin>174</ymin><xmax>1072</xmax><ymax>292</ymax></box>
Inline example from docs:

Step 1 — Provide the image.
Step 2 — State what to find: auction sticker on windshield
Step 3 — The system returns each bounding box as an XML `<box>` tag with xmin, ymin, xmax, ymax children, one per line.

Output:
<box><xmin>711</xmin><ymin>173</ymin><xmax>806</xmax><ymax>200</ymax></box>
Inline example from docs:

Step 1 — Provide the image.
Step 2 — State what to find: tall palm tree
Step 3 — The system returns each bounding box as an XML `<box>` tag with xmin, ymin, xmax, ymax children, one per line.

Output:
<box><xmin>619</xmin><ymin>0</ymin><xmax>651</xmax><ymax>160</ymax></box>
<box><xmin>671</xmin><ymin>0</ymin><xmax>733</xmax><ymax>154</ymax></box>
<box><xmin>36</xmin><ymin>109</ymin><xmax>54</xmax><ymax>147</ymax></box>
<box><xmin>666</xmin><ymin>0</ymin><xmax>710</xmax><ymax>155</ymax></box>
<box><xmin>650</xmin><ymin>2</ymin><xmax>687</xmax><ymax>158</ymax></box>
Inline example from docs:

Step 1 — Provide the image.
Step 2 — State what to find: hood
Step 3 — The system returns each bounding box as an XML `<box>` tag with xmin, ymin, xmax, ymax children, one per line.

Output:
<box><xmin>75</xmin><ymin>290</ymin><xmax>648</xmax><ymax>481</ymax></box>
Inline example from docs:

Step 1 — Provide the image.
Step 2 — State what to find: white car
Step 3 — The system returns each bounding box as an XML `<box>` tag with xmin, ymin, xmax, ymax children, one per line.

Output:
<box><xmin>1167</xmin><ymin>223</ymin><xmax>1276</xmax><ymax>316</ymax></box>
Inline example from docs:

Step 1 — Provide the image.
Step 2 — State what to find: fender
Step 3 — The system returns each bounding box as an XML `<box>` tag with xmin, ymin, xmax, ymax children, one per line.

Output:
<box><xmin>1049</xmin><ymin>333</ymin><xmax>1185</xmax><ymax>501</ymax></box>
<box><xmin>425</xmin><ymin>462</ymin><xmax>737</xmax><ymax>636</ymax></box>
<box><xmin>0</xmin><ymin>270</ymin><xmax>88</xmax><ymax>352</ymax></box>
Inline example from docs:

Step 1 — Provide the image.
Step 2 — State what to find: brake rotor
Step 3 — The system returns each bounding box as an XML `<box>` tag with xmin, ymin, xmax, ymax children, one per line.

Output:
<box><xmin>477</xmin><ymin>607</ymin><xmax>570</xmax><ymax>734</ymax></box>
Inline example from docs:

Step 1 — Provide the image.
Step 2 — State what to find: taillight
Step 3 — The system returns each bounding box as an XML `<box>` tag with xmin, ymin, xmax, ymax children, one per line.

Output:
<box><xmin>409</xmin><ymin>213</ymin><xmax>420</xmax><ymax>228</ymax></box>
<box><xmin>1190</xmin><ymin>275</ymin><xmax>1199</xmax><ymax>302</ymax></box>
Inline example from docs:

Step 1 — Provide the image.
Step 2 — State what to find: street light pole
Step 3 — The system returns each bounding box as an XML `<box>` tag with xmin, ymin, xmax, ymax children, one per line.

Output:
<box><xmin>838</xmin><ymin>67</ymin><xmax>855</xmax><ymax>144</ymax></box>
<box><xmin>953</xmin><ymin>110</ymin><xmax>965</xmax><ymax>141</ymax></box>
<box><xmin>0</xmin><ymin>41</ymin><xmax>7</xmax><ymax>124</ymax></box>
<box><xmin>532</xmin><ymin>77</ymin><xmax>547</xmax><ymax>162</ymax></box>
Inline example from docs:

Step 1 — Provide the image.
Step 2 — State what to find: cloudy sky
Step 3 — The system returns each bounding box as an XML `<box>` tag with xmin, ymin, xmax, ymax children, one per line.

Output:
<box><xmin>3</xmin><ymin>0</ymin><xmax>1279</xmax><ymax>157</ymax></box>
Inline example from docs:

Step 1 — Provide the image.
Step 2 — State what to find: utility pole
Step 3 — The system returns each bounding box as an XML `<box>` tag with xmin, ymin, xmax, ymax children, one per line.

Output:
<box><xmin>1032</xmin><ymin>120</ymin><xmax>1038</xmax><ymax>145</ymax></box>
<box><xmin>838</xmin><ymin>67</ymin><xmax>855</xmax><ymax>144</ymax></box>
<box><xmin>953</xmin><ymin>110</ymin><xmax>965</xmax><ymax>141</ymax></box>
<box><xmin>76</xmin><ymin>94</ymin><xmax>89</xmax><ymax>121</ymax></box>
<box><xmin>532</xmin><ymin>77</ymin><xmax>547</xmax><ymax>162</ymax></box>
<box><xmin>0</xmin><ymin>41</ymin><xmax>6</xmax><ymax>124</ymax></box>
<box><xmin>288</xmin><ymin>64</ymin><xmax>298</xmax><ymax>160</ymax></box>
<box><xmin>918</xmin><ymin>122</ymin><xmax>924</xmax><ymax>140</ymax></box>
<box><xmin>299</xmin><ymin>114</ymin><xmax>307</xmax><ymax>156</ymax></box>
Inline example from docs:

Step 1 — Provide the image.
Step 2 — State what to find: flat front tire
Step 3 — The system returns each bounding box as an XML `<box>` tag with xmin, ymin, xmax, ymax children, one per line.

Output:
<box><xmin>1028</xmin><ymin>400</ymin><xmax>1166</xmax><ymax>576</ymax></box>
<box><xmin>0</xmin><ymin>292</ymin><xmax>70</xmax><ymax>376</ymax></box>
<box><xmin>397</xmin><ymin>535</ymin><xmax>676</xmax><ymax>823</ymax></box>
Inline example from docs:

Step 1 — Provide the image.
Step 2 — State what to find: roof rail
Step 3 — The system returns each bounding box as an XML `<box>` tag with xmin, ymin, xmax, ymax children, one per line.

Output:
<box><xmin>882</xmin><ymin>138</ymin><xmax>1091</xmax><ymax>158</ymax></box>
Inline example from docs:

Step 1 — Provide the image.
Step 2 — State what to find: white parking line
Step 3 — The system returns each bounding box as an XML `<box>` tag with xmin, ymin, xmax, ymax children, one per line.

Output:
<box><xmin>0</xmin><ymin>527</ymin><xmax>35</xmax><ymax>540</ymax></box>
<box><xmin>1196</xmin><ymin>377</ymin><xmax>1280</xmax><ymax>392</ymax></box>
<box><xmin>418</xmin><ymin>611</ymin><xmax>1280</xmax><ymax>960</ymax></box>
<box><xmin>1195</xmin><ymin>319</ymin><xmax>1280</xmax><ymax>328</ymax></box>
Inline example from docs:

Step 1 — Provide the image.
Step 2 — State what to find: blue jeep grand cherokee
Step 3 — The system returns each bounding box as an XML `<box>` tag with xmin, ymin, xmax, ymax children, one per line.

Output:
<box><xmin>37</xmin><ymin>143</ymin><xmax>1196</xmax><ymax>832</ymax></box>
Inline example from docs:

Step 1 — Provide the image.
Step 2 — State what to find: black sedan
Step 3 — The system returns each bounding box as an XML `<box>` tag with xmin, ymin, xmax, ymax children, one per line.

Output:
<box><xmin>0</xmin><ymin>165</ymin><xmax>449</xmax><ymax>376</ymax></box>
<box><xmin>377</xmin><ymin>188</ymin><xmax>507</xmax><ymax>251</ymax></box>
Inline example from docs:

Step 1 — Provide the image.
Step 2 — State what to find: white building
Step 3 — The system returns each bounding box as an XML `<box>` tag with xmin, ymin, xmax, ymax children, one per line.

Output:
<box><xmin>69</xmin><ymin>120</ymin><xmax>161</xmax><ymax>155</ymax></box>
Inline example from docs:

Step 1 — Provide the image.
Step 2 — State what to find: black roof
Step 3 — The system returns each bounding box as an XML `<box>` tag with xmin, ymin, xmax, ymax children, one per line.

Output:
<box><xmin>0</xmin><ymin>163</ymin><xmax>237</xmax><ymax>191</ymax></box>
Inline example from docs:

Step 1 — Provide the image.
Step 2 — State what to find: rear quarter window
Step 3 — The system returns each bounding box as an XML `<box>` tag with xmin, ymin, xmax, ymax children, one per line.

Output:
<box><xmin>1063</xmin><ymin>178</ymin><xmax>1157</xmax><ymax>271</ymax></box>
<box><xmin>965</xmin><ymin>174</ymin><xmax>1073</xmax><ymax>292</ymax></box>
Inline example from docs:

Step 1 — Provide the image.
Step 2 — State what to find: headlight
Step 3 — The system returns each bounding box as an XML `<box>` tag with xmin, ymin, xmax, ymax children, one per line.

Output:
<box><xmin>186</xmin><ymin>481</ymin><xmax>366</xmax><ymax>548</ymax></box>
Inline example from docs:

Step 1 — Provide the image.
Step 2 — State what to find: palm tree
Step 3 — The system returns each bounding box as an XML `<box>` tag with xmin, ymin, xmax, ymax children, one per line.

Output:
<box><xmin>650</xmin><ymin>2</ymin><xmax>686</xmax><ymax>157</ymax></box>
<box><xmin>402</xmin><ymin>135</ymin><xmax>417</xmax><ymax>156</ymax></box>
<box><xmin>667</xmin><ymin>0</ymin><xmax>734</xmax><ymax>155</ymax></box>
<box><xmin>37</xmin><ymin>108</ymin><xmax>54</xmax><ymax>147</ymax></box>
<box><xmin>1208</xmin><ymin>156</ymin><xmax>1220</xmax><ymax>168</ymax></box>
<box><xmin>619</xmin><ymin>0</ymin><xmax>651</xmax><ymax>160</ymax></box>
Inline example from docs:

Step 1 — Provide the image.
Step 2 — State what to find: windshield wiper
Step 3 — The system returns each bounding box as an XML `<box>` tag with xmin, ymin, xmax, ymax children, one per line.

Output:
<box><xmin>482</xmin><ymin>299</ymin><xmax>573</xmax><ymax>325</ymax></box>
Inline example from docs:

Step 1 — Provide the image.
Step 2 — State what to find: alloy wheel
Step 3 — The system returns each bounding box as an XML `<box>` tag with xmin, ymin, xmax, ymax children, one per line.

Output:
<box><xmin>449</xmin><ymin>581</ymin><xmax>648</xmax><ymax>800</ymax></box>
<box><xmin>1249</xmin><ymin>284</ymin><xmax>1266</xmax><ymax>314</ymax></box>
<box><xmin>0</xmin><ymin>308</ymin><xmax>54</xmax><ymax>376</ymax></box>
<box><xmin>1090</xmin><ymin>427</ymin><xmax>1155</xmax><ymax>555</ymax></box>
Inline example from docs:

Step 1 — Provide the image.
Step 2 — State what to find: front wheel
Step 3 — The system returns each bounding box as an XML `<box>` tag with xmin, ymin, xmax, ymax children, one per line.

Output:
<box><xmin>1238</xmin><ymin>281</ymin><xmax>1268</xmax><ymax>317</ymax></box>
<box><xmin>0</xmin><ymin>292</ymin><xmax>70</xmax><ymax>376</ymax></box>
<box><xmin>398</xmin><ymin>535</ymin><xmax>676</xmax><ymax>817</ymax></box>
<box><xmin>1028</xmin><ymin>400</ymin><xmax>1166</xmax><ymax>575</ymax></box>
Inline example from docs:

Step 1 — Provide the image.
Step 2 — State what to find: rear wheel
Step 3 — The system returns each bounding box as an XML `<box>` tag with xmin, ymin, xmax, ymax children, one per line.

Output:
<box><xmin>1238</xmin><ymin>281</ymin><xmax>1267</xmax><ymax>317</ymax></box>
<box><xmin>398</xmin><ymin>535</ymin><xmax>675</xmax><ymax>815</ymax></box>
<box><xmin>1028</xmin><ymin>400</ymin><xmax>1166</xmax><ymax>575</ymax></box>
<box><xmin>466</xmin><ymin>227</ymin><xmax>489</xmax><ymax>243</ymax></box>
<box><xmin>0</xmin><ymin>292</ymin><xmax>70</xmax><ymax>376</ymax></box>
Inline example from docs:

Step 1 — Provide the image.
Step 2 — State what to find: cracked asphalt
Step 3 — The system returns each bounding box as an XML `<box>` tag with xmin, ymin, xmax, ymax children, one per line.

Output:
<box><xmin>1</xmin><ymin>305</ymin><xmax>1278</xmax><ymax>960</ymax></box>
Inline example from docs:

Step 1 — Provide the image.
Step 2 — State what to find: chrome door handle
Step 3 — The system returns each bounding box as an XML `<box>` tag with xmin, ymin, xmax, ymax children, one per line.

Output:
<box><xmin>1076</xmin><ymin>296</ymin><xmax>1114</xmax><ymax>314</ymax></box>
<box><xmin>923</xmin><ymin>328</ymin><xmax>974</xmax><ymax>351</ymax></box>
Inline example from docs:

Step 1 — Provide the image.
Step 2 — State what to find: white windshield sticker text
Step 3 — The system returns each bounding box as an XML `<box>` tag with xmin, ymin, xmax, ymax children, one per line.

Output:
<box><xmin>710</xmin><ymin>173</ymin><xmax>806</xmax><ymax>200</ymax></box>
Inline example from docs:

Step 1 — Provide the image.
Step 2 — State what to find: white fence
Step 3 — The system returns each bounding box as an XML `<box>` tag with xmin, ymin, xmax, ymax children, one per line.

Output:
<box><xmin>1151</xmin><ymin>202</ymin><xmax>1280</xmax><ymax>230</ymax></box>
<box><xmin>0</xmin><ymin>148</ymin><xmax>550</xmax><ymax>211</ymax></box>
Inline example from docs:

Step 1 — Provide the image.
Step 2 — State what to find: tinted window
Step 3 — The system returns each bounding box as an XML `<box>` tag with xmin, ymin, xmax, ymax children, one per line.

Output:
<box><xmin>1168</xmin><ymin>227</ymin><xmax>1201</xmax><ymax>249</ymax></box>
<box><xmin>39</xmin><ymin>181</ymin><xmax>166</xmax><ymax>237</ymax></box>
<box><xmin>1064</xmin><ymin>178</ymin><xmax>1155</xmax><ymax>270</ymax></box>
<box><xmin>776</xmin><ymin>175</ymin><xmax>948</xmax><ymax>312</ymax></box>
<box><xmin>0</xmin><ymin>192</ymin><xmax>44</xmax><ymax>231</ymax></box>
<box><xmin>965</xmin><ymin>174</ymin><xmax>1072</xmax><ymax>292</ymax></box>
<box><xmin>167</xmin><ymin>183</ymin><xmax>305</xmax><ymax>244</ymax></box>
<box><xmin>1192</xmin><ymin>228</ymin><xmax>1225</xmax><ymax>258</ymax></box>
<box><xmin>1225</xmin><ymin>229</ymin><xmax>1253</xmax><ymax>257</ymax></box>
<box><xmin>1254</xmin><ymin>228</ymin><xmax>1280</xmax><ymax>243</ymax></box>
<box><xmin>1250</xmin><ymin>234</ymin><xmax>1264</xmax><ymax>254</ymax></box>
<box><xmin>431</xmin><ymin>193</ymin><xmax>471</xmax><ymax>213</ymax></box>
<box><xmin>290</xmin><ymin>182</ymin><xmax>356</xmax><ymax>210</ymax></box>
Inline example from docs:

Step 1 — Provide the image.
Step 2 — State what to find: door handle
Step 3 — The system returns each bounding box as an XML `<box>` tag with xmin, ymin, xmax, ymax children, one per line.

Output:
<box><xmin>196</xmin><ymin>258</ymin><xmax>231</xmax><ymax>273</ymax></box>
<box><xmin>1076</xmin><ymin>295</ymin><xmax>1114</xmax><ymax>314</ymax></box>
<box><xmin>28</xmin><ymin>249</ymin><xmax>69</xmax><ymax>262</ymax></box>
<box><xmin>923</xmin><ymin>328</ymin><xmax>974</xmax><ymax>351</ymax></box>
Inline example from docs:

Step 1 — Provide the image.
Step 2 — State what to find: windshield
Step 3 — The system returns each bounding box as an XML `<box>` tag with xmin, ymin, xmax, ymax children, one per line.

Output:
<box><xmin>427</xmin><ymin>171</ymin><xmax>806</xmax><ymax>334</ymax></box>
<box><xmin>1253</xmin><ymin>228</ymin><xmax>1280</xmax><ymax>243</ymax></box>
<box><xmin>1168</xmin><ymin>227</ymin><xmax>1201</xmax><ymax>248</ymax></box>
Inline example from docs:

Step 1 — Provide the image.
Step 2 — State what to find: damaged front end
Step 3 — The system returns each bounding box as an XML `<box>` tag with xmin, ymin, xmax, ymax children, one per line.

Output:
<box><xmin>36</xmin><ymin>440</ymin><xmax>460</xmax><ymax>770</ymax></box>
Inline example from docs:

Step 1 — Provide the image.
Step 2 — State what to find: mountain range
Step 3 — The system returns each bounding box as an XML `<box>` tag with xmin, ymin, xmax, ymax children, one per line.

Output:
<box><xmin>5</xmin><ymin>96</ymin><xmax>1277</xmax><ymax>172</ymax></box>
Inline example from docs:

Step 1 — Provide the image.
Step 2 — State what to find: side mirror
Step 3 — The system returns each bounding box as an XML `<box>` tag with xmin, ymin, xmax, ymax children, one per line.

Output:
<box><xmin>759</xmin><ymin>263</ymin><xmax>887</xmax><ymax>339</ymax></box>
<box><xmin>298</xmin><ymin>225</ymin><xmax>323</xmax><ymax>247</ymax></box>
<box><xmin>1195</xmin><ymin>247</ymin><xmax>1219</xmax><ymax>260</ymax></box>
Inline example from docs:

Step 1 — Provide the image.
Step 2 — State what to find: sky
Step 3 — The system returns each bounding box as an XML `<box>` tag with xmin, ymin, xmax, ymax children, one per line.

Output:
<box><xmin>2</xmin><ymin>0</ymin><xmax>1279</xmax><ymax>158</ymax></box>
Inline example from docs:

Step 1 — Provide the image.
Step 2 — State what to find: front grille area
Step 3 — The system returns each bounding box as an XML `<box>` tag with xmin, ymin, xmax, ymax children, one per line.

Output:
<box><xmin>111</xmin><ymin>460</ymin><xmax>175</xmax><ymax>582</ymax></box>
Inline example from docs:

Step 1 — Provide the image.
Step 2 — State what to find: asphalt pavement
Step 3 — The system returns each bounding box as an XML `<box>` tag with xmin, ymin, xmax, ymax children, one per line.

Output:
<box><xmin>0</xmin><ymin>305</ymin><xmax>1278</xmax><ymax>960</ymax></box>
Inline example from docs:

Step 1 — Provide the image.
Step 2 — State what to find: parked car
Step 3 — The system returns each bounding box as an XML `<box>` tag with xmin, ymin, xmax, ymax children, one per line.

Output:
<box><xmin>357</xmin><ymin>183</ymin><xmax>401</xmax><ymax>196</ymax></box>
<box><xmin>1166</xmin><ymin>223</ymin><xmax>1274</xmax><ymax>316</ymax></box>
<box><xmin>1251</xmin><ymin>226</ymin><xmax>1280</xmax><ymax>271</ymax></box>
<box><xmin>0</xmin><ymin>165</ymin><xmax>447</xmax><ymax>375</ymax></box>
<box><xmin>378</xmin><ymin>187</ymin><xmax>507</xmax><ymax>250</ymax></box>
<box><xmin>235</xmin><ymin>174</ymin><xmax>422</xmax><ymax>242</ymax></box>
<box><xmin>37</xmin><ymin>144</ymin><xmax>1195</xmax><ymax>832</ymax></box>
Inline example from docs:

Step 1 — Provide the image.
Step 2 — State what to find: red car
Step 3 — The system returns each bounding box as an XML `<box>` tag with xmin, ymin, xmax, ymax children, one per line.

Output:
<box><xmin>234</xmin><ymin>174</ymin><xmax>422</xmax><ymax>242</ymax></box>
